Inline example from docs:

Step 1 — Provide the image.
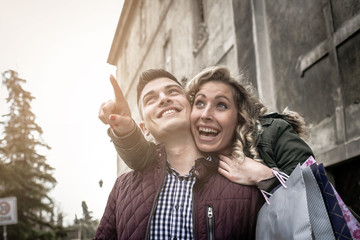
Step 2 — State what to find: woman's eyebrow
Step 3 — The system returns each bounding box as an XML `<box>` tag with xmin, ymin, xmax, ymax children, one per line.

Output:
<box><xmin>195</xmin><ymin>93</ymin><xmax>206</xmax><ymax>98</ymax></box>
<box><xmin>195</xmin><ymin>93</ymin><xmax>231</xmax><ymax>102</ymax></box>
<box><xmin>215</xmin><ymin>95</ymin><xmax>231</xmax><ymax>102</ymax></box>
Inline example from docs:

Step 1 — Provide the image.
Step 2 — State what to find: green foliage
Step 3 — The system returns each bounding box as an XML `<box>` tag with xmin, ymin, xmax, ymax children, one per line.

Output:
<box><xmin>0</xmin><ymin>70</ymin><xmax>66</xmax><ymax>239</ymax></box>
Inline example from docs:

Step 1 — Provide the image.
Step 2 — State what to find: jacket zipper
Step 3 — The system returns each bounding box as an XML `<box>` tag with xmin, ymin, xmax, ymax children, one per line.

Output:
<box><xmin>145</xmin><ymin>151</ymin><xmax>168</xmax><ymax>239</ymax></box>
<box><xmin>192</xmin><ymin>188</ymin><xmax>196</xmax><ymax>239</ymax></box>
<box><xmin>206</xmin><ymin>205</ymin><xmax>214</xmax><ymax>240</ymax></box>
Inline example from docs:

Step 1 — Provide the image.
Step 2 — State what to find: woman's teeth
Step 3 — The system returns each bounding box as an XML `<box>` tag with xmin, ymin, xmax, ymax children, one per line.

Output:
<box><xmin>199</xmin><ymin>127</ymin><xmax>218</xmax><ymax>136</ymax></box>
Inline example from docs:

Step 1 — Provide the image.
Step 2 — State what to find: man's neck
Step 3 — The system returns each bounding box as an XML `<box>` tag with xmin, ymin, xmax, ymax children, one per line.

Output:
<box><xmin>158</xmin><ymin>133</ymin><xmax>203</xmax><ymax>176</ymax></box>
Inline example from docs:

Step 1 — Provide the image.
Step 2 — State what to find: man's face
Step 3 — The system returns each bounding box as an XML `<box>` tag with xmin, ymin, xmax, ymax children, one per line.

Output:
<box><xmin>139</xmin><ymin>78</ymin><xmax>191</xmax><ymax>141</ymax></box>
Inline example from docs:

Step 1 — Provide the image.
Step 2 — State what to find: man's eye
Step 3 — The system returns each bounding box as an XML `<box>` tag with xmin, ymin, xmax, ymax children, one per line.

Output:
<box><xmin>144</xmin><ymin>97</ymin><xmax>156</xmax><ymax>105</ymax></box>
<box><xmin>169</xmin><ymin>89</ymin><xmax>180</xmax><ymax>95</ymax></box>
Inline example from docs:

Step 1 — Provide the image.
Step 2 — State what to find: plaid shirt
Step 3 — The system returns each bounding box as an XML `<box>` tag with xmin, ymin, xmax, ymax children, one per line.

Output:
<box><xmin>149</xmin><ymin>163</ymin><xmax>196</xmax><ymax>240</ymax></box>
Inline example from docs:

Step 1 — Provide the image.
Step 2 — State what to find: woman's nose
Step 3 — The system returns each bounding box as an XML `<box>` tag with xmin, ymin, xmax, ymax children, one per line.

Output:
<box><xmin>200</xmin><ymin>107</ymin><xmax>213</xmax><ymax>120</ymax></box>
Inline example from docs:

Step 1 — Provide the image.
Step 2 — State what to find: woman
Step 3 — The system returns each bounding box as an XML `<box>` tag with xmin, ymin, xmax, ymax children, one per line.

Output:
<box><xmin>101</xmin><ymin>66</ymin><xmax>314</xmax><ymax>191</ymax></box>
<box><xmin>186</xmin><ymin>66</ymin><xmax>313</xmax><ymax>190</ymax></box>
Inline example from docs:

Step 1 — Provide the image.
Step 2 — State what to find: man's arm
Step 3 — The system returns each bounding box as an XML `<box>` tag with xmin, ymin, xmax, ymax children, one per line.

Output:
<box><xmin>99</xmin><ymin>75</ymin><xmax>155</xmax><ymax>170</ymax></box>
<box><xmin>108</xmin><ymin>125</ymin><xmax>156</xmax><ymax>170</ymax></box>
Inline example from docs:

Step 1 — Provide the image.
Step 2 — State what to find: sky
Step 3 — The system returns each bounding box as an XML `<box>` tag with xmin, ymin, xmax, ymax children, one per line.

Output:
<box><xmin>0</xmin><ymin>0</ymin><xmax>124</xmax><ymax>226</ymax></box>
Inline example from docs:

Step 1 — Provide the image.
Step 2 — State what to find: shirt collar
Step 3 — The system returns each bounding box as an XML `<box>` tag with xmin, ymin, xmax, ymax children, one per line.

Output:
<box><xmin>166</xmin><ymin>161</ymin><xmax>195</xmax><ymax>179</ymax></box>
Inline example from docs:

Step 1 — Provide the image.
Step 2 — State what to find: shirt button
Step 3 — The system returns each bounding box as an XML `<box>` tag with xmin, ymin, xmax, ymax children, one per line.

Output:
<box><xmin>175</xmin><ymin>204</ymin><xmax>179</xmax><ymax>210</ymax></box>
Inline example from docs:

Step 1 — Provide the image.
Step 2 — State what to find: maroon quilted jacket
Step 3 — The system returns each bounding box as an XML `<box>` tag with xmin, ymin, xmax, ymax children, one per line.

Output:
<box><xmin>94</xmin><ymin>145</ymin><xmax>264</xmax><ymax>240</ymax></box>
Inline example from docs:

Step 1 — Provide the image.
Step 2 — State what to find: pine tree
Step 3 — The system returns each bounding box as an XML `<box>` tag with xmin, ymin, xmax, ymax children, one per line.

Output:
<box><xmin>0</xmin><ymin>70</ymin><xmax>65</xmax><ymax>239</ymax></box>
<box><xmin>74</xmin><ymin>201</ymin><xmax>99</xmax><ymax>240</ymax></box>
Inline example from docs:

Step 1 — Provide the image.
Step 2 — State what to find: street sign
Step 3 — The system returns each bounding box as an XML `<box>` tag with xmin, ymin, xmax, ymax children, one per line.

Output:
<box><xmin>0</xmin><ymin>197</ymin><xmax>17</xmax><ymax>225</ymax></box>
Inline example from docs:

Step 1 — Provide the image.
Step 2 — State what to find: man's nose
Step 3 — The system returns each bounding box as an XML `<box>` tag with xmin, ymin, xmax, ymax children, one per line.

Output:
<box><xmin>159</xmin><ymin>92</ymin><xmax>171</xmax><ymax>106</ymax></box>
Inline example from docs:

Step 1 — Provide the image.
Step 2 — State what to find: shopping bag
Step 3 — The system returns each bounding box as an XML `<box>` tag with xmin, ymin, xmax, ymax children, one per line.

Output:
<box><xmin>304</xmin><ymin>156</ymin><xmax>359</xmax><ymax>239</ymax></box>
<box><xmin>333</xmin><ymin>186</ymin><xmax>360</xmax><ymax>239</ymax></box>
<box><xmin>256</xmin><ymin>163</ymin><xmax>335</xmax><ymax>240</ymax></box>
<box><xmin>310</xmin><ymin>163</ymin><xmax>353</xmax><ymax>239</ymax></box>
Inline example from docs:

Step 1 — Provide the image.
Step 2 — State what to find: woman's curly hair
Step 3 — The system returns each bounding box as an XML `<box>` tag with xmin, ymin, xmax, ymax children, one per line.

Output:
<box><xmin>186</xmin><ymin>66</ymin><xmax>267</xmax><ymax>162</ymax></box>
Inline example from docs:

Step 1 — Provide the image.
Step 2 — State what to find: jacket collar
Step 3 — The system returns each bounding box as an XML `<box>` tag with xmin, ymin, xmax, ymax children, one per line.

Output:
<box><xmin>252</xmin><ymin>113</ymin><xmax>283</xmax><ymax>148</ymax></box>
<box><xmin>154</xmin><ymin>144</ymin><xmax>218</xmax><ymax>180</ymax></box>
<box><xmin>194</xmin><ymin>156</ymin><xmax>218</xmax><ymax>180</ymax></box>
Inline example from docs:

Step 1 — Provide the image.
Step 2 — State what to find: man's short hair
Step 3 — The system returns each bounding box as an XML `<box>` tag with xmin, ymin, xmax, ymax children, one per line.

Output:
<box><xmin>137</xmin><ymin>69</ymin><xmax>181</xmax><ymax>105</ymax></box>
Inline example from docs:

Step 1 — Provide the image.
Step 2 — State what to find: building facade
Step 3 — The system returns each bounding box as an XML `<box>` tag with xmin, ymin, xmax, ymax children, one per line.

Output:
<box><xmin>107</xmin><ymin>0</ymin><xmax>360</xmax><ymax>215</ymax></box>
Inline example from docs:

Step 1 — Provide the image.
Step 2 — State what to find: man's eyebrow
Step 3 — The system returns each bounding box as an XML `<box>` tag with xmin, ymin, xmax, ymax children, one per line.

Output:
<box><xmin>142</xmin><ymin>84</ymin><xmax>183</xmax><ymax>102</ymax></box>
<box><xmin>165</xmin><ymin>84</ymin><xmax>182</xmax><ymax>90</ymax></box>
<box><xmin>142</xmin><ymin>90</ymin><xmax>155</xmax><ymax>102</ymax></box>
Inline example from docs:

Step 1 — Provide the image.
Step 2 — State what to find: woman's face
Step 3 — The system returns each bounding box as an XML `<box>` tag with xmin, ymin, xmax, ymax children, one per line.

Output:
<box><xmin>190</xmin><ymin>81</ymin><xmax>238</xmax><ymax>155</ymax></box>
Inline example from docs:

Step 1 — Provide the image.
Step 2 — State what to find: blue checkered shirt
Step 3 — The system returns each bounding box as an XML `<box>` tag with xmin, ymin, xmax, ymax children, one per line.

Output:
<box><xmin>149</xmin><ymin>163</ymin><xmax>196</xmax><ymax>240</ymax></box>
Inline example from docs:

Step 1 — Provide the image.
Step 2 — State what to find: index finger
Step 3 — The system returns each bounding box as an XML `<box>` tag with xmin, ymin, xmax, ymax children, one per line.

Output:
<box><xmin>110</xmin><ymin>75</ymin><xmax>126</xmax><ymax>102</ymax></box>
<box><xmin>219</xmin><ymin>154</ymin><xmax>233</xmax><ymax>164</ymax></box>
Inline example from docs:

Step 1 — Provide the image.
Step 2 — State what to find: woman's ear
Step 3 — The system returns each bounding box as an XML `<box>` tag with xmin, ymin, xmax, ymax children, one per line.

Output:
<box><xmin>139</xmin><ymin>122</ymin><xmax>150</xmax><ymax>136</ymax></box>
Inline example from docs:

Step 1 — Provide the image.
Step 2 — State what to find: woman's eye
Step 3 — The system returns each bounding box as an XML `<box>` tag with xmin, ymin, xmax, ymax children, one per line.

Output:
<box><xmin>194</xmin><ymin>100</ymin><xmax>205</xmax><ymax>108</ymax></box>
<box><xmin>217</xmin><ymin>103</ymin><xmax>228</xmax><ymax>110</ymax></box>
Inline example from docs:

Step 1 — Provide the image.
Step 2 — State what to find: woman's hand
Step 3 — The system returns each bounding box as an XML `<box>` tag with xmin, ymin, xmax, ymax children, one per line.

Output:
<box><xmin>218</xmin><ymin>155</ymin><xmax>273</xmax><ymax>185</ymax></box>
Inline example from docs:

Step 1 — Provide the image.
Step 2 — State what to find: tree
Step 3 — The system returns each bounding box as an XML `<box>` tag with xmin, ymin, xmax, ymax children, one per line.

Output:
<box><xmin>0</xmin><ymin>70</ymin><xmax>66</xmax><ymax>239</ymax></box>
<box><xmin>73</xmin><ymin>201</ymin><xmax>99</xmax><ymax>240</ymax></box>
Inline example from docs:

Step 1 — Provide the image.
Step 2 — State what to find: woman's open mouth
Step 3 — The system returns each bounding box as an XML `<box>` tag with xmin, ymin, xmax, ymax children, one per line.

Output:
<box><xmin>198</xmin><ymin>127</ymin><xmax>219</xmax><ymax>139</ymax></box>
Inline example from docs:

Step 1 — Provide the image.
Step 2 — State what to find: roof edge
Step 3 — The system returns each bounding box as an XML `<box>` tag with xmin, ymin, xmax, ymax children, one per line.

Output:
<box><xmin>107</xmin><ymin>0</ymin><xmax>139</xmax><ymax>66</ymax></box>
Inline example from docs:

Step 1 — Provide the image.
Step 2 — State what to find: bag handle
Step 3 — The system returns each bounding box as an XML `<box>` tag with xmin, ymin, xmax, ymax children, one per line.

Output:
<box><xmin>261</xmin><ymin>169</ymin><xmax>289</xmax><ymax>205</ymax></box>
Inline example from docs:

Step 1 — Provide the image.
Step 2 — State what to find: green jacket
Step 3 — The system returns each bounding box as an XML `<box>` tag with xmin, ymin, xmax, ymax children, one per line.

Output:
<box><xmin>255</xmin><ymin>114</ymin><xmax>314</xmax><ymax>190</ymax></box>
<box><xmin>257</xmin><ymin>114</ymin><xmax>313</xmax><ymax>175</ymax></box>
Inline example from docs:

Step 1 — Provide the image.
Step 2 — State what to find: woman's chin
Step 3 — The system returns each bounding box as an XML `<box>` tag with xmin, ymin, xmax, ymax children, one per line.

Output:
<box><xmin>196</xmin><ymin>141</ymin><xmax>232</xmax><ymax>156</ymax></box>
<box><xmin>196</xmin><ymin>142</ymin><xmax>221</xmax><ymax>154</ymax></box>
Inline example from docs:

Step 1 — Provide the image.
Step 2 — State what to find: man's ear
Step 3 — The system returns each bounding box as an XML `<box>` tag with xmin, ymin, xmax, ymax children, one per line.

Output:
<box><xmin>139</xmin><ymin>122</ymin><xmax>150</xmax><ymax>136</ymax></box>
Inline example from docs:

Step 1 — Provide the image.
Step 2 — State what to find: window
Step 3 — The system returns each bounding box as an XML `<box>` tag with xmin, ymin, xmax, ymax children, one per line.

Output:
<box><xmin>164</xmin><ymin>39</ymin><xmax>172</xmax><ymax>72</ymax></box>
<box><xmin>192</xmin><ymin>0</ymin><xmax>208</xmax><ymax>56</ymax></box>
<box><xmin>140</xmin><ymin>0</ymin><xmax>146</xmax><ymax>44</ymax></box>
<box><xmin>123</xmin><ymin>42</ymin><xmax>128</xmax><ymax>76</ymax></box>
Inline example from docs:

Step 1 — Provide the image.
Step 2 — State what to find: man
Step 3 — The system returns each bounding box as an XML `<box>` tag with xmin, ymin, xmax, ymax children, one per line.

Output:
<box><xmin>95</xmin><ymin>69</ymin><xmax>263</xmax><ymax>239</ymax></box>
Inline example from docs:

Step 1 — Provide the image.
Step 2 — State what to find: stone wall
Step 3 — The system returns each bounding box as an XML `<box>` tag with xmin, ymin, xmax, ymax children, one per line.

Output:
<box><xmin>108</xmin><ymin>0</ymin><xmax>360</xmax><ymax>170</ymax></box>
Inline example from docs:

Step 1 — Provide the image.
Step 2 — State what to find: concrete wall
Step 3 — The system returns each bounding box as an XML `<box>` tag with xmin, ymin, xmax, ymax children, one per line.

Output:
<box><xmin>108</xmin><ymin>0</ymin><xmax>360</xmax><ymax>169</ymax></box>
<box><xmin>250</xmin><ymin>0</ymin><xmax>360</xmax><ymax>166</ymax></box>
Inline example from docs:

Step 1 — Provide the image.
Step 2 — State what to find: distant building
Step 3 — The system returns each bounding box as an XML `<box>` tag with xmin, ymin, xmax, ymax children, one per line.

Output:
<box><xmin>62</xmin><ymin>226</ymin><xmax>80</xmax><ymax>240</ymax></box>
<box><xmin>107</xmin><ymin>0</ymin><xmax>360</xmax><ymax>216</ymax></box>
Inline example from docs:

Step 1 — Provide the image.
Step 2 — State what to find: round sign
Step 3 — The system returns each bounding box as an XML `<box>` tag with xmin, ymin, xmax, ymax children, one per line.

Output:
<box><xmin>0</xmin><ymin>201</ymin><xmax>11</xmax><ymax>215</ymax></box>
